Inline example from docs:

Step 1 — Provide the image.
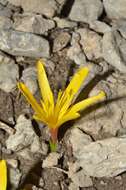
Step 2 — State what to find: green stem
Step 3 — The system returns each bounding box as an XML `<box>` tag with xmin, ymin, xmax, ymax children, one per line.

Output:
<box><xmin>49</xmin><ymin>141</ymin><xmax>57</xmax><ymax>152</ymax></box>
<box><xmin>49</xmin><ymin>128</ymin><xmax>58</xmax><ymax>152</ymax></box>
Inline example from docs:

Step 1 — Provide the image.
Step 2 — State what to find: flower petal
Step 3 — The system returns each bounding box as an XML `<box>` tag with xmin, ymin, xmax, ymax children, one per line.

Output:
<box><xmin>18</xmin><ymin>82</ymin><xmax>45</xmax><ymax>120</ymax></box>
<box><xmin>33</xmin><ymin>114</ymin><xmax>47</xmax><ymax>124</ymax></box>
<box><xmin>57</xmin><ymin>67</ymin><xmax>89</xmax><ymax>119</ymax></box>
<box><xmin>0</xmin><ymin>160</ymin><xmax>7</xmax><ymax>190</ymax></box>
<box><xmin>65</xmin><ymin>67</ymin><xmax>89</xmax><ymax>102</ymax></box>
<box><xmin>37</xmin><ymin>60</ymin><xmax>54</xmax><ymax>112</ymax></box>
<box><xmin>69</xmin><ymin>91</ymin><xmax>106</xmax><ymax>114</ymax></box>
<box><xmin>56</xmin><ymin>112</ymin><xmax>80</xmax><ymax>128</ymax></box>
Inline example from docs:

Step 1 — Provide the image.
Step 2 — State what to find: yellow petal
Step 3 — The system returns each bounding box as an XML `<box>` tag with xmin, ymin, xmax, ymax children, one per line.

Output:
<box><xmin>37</xmin><ymin>60</ymin><xmax>54</xmax><ymax>112</ymax></box>
<box><xmin>56</xmin><ymin>112</ymin><xmax>80</xmax><ymax>128</ymax></box>
<box><xmin>65</xmin><ymin>67</ymin><xmax>89</xmax><ymax>102</ymax></box>
<box><xmin>69</xmin><ymin>91</ymin><xmax>106</xmax><ymax>114</ymax></box>
<box><xmin>58</xmin><ymin>93</ymin><xmax>71</xmax><ymax>120</ymax></box>
<box><xmin>0</xmin><ymin>160</ymin><xmax>7</xmax><ymax>190</ymax></box>
<box><xmin>18</xmin><ymin>82</ymin><xmax>45</xmax><ymax>119</ymax></box>
<box><xmin>56</xmin><ymin>67</ymin><xmax>89</xmax><ymax>118</ymax></box>
<box><xmin>33</xmin><ymin>114</ymin><xmax>47</xmax><ymax>124</ymax></box>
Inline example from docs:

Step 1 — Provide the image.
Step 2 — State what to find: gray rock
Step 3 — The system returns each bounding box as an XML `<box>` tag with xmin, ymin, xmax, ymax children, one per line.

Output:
<box><xmin>117</xmin><ymin>38</ymin><xmax>126</xmax><ymax>63</ymax></box>
<box><xmin>73</xmin><ymin>136</ymin><xmax>126</xmax><ymax>177</ymax></box>
<box><xmin>0</xmin><ymin>4</ymin><xmax>12</xmax><ymax>17</ymax></box>
<box><xmin>69</xmin><ymin>128</ymin><xmax>92</xmax><ymax>156</ymax></box>
<box><xmin>67</xmin><ymin>32</ymin><xmax>86</xmax><ymax>65</ymax></box>
<box><xmin>56</xmin><ymin>0</ymin><xmax>66</xmax><ymax>5</ymax></box>
<box><xmin>0</xmin><ymin>29</ymin><xmax>50</xmax><ymax>58</ymax></box>
<box><xmin>0</xmin><ymin>121</ymin><xmax>15</xmax><ymax>134</ymax></box>
<box><xmin>54</xmin><ymin>17</ymin><xmax>77</xmax><ymax>28</ymax></box>
<box><xmin>32</xmin><ymin>186</ymin><xmax>44</xmax><ymax>190</ymax></box>
<box><xmin>0</xmin><ymin>0</ymin><xmax>8</xmax><ymax>5</ymax></box>
<box><xmin>6</xmin><ymin>115</ymin><xmax>42</xmax><ymax>153</ymax></box>
<box><xmin>13</xmin><ymin>13</ymin><xmax>55</xmax><ymax>35</ymax></box>
<box><xmin>68</xmin><ymin>162</ymin><xmax>93</xmax><ymax>188</ymax></box>
<box><xmin>77</xmin><ymin>28</ymin><xmax>102</xmax><ymax>60</ymax></box>
<box><xmin>0</xmin><ymin>52</ymin><xmax>19</xmax><ymax>92</ymax></box>
<box><xmin>70</xmin><ymin>170</ymin><xmax>93</xmax><ymax>187</ymax></box>
<box><xmin>0</xmin><ymin>16</ymin><xmax>12</xmax><ymax>29</ymax></box>
<box><xmin>113</xmin><ymin>19</ymin><xmax>126</xmax><ymax>39</ymax></box>
<box><xmin>8</xmin><ymin>0</ymin><xmax>58</xmax><ymax>18</ymax></box>
<box><xmin>69</xmin><ymin>183</ymin><xmax>79</xmax><ymax>190</ymax></box>
<box><xmin>17</xmin><ymin>148</ymin><xmax>38</xmax><ymax>161</ymax></box>
<box><xmin>103</xmin><ymin>0</ymin><xmax>126</xmax><ymax>20</ymax></box>
<box><xmin>42</xmin><ymin>152</ymin><xmax>60</xmax><ymax>168</ymax></box>
<box><xmin>21</xmin><ymin>67</ymin><xmax>38</xmax><ymax>94</ymax></box>
<box><xmin>9</xmin><ymin>167</ymin><xmax>22</xmax><ymax>189</ymax></box>
<box><xmin>72</xmin><ymin>80</ymin><xmax>124</xmax><ymax>139</ymax></box>
<box><xmin>6</xmin><ymin>159</ymin><xmax>18</xmax><ymax>168</ymax></box>
<box><xmin>71</xmin><ymin>70</ymin><xmax>126</xmax><ymax>142</ymax></box>
<box><xmin>69</xmin><ymin>0</ymin><xmax>103</xmax><ymax>23</ymax></box>
<box><xmin>102</xmin><ymin>31</ymin><xmax>126</xmax><ymax>73</ymax></box>
<box><xmin>110</xmin><ymin>75</ymin><xmax>126</xmax><ymax>136</ymax></box>
<box><xmin>39</xmin><ymin>178</ymin><xmax>44</xmax><ymax>188</ymax></box>
<box><xmin>53</xmin><ymin>32</ymin><xmax>71</xmax><ymax>52</ymax></box>
<box><xmin>89</xmin><ymin>20</ymin><xmax>111</xmax><ymax>34</ymax></box>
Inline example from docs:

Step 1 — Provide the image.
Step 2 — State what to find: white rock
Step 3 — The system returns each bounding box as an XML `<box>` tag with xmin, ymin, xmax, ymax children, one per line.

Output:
<box><xmin>69</xmin><ymin>0</ymin><xmax>103</xmax><ymax>23</ymax></box>
<box><xmin>42</xmin><ymin>152</ymin><xmax>60</xmax><ymax>168</ymax></box>
<box><xmin>0</xmin><ymin>52</ymin><xmax>19</xmax><ymax>92</ymax></box>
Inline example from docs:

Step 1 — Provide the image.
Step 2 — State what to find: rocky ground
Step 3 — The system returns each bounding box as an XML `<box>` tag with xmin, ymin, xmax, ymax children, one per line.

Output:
<box><xmin>1</xmin><ymin>0</ymin><xmax>126</xmax><ymax>189</ymax></box>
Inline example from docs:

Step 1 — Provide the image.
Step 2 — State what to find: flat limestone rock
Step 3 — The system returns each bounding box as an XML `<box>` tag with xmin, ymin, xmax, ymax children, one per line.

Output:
<box><xmin>89</xmin><ymin>20</ymin><xmax>111</xmax><ymax>34</ymax></box>
<box><xmin>0</xmin><ymin>52</ymin><xmax>19</xmax><ymax>92</ymax></box>
<box><xmin>13</xmin><ymin>14</ymin><xmax>55</xmax><ymax>35</ymax></box>
<box><xmin>102</xmin><ymin>31</ymin><xmax>126</xmax><ymax>73</ymax></box>
<box><xmin>0</xmin><ymin>29</ymin><xmax>50</xmax><ymax>58</ymax></box>
<box><xmin>103</xmin><ymin>0</ymin><xmax>126</xmax><ymax>20</ymax></box>
<box><xmin>8</xmin><ymin>0</ymin><xmax>58</xmax><ymax>18</ymax></box>
<box><xmin>6</xmin><ymin>115</ymin><xmax>41</xmax><ymax>153</ymax></box>
<box><xmin>77</xmin><ymin>28</ymin><xmax>102</xmax><ymax>60</ymax></box>
<box><xmin>73</xmin><ymin>136</ymin><xmax>126</xmax><ymax>177</ymax></box>
<box><xmin>21</xmin><ymin>67</ymin><xmax>38</xmax><ymax>94</ymax></box>
<box><xmin>69</xmin><ymin>0</ymin><xmax>103</xmax><ymax>23</ymax></box>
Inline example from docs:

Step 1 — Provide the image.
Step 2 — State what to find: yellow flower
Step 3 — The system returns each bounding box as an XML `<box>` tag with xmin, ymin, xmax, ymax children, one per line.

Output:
<box><xmin>18</xmin><ymin>60</ymin><xmax>105</xmax><ymax>150</ymax></box>
<box><xmin>0</xmin><ymin>160</ymin><xmax>7</xmax><ymax>190</ymax></box>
